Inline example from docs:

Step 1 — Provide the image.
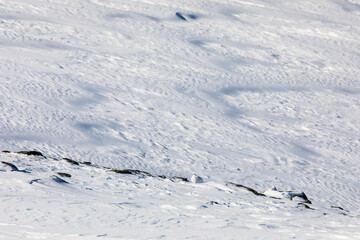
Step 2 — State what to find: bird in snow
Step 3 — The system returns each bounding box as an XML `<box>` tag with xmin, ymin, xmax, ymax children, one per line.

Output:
<box><xmin>191</xmin><ymin>174</ymin><xmax>204</xmax><ymax>183</ymax></box>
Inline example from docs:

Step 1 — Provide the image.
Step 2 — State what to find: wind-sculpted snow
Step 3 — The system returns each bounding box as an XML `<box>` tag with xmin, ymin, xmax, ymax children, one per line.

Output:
<box><xmin>1</xmin><ymin>152</ymin><xmax>358</xmax><ymax>239</ymax></box>
<box><xmin>0</xmin><ymin>0</ymin><xmax>360</xmax><ymax>238</ymax></box>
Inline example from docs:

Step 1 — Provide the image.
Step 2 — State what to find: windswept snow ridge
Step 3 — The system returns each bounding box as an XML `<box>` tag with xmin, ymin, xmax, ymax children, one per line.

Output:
<box><xmin>1</xmin><ymin>0</ymin><xmax>360</xmax><ymax>238</ymax></box>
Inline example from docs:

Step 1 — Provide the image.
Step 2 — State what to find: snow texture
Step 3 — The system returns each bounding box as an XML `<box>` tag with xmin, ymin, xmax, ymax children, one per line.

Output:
<box><xmin>1</xmin><ymin>0</ymin><xmax>360</xmax><ymax>239</ymax></box>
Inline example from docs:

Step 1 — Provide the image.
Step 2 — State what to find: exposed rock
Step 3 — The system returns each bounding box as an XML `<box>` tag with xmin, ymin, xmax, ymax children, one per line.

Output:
<box><xmin>171</xmin><ymin>176</ymin><xmax>189</xmax><ymax>182</ymax></box>
<box><xmin>57</xmin><ymin>172</ymin><xmax>71</xmax><ymax>178</ymax></box>
<box><xmin>17</xmin><ymin>151</ymin><xmax>45</xmax><ymax>157</ymax></box>
<box><xmin>52</xmin><ymin>175</ymin><xmax>69</xmax><ymax>184</ymax></box>
<box><xmin>228</xmin><ymin>182</ymin><xmax>265</xmax><ymax>196</ymax></box>
<box><xmin>29</xmin><ymin>179</ymin><xmax>41</xmax><ymax>184</ymax></box>
<box><xmin>1</xmin><ymin>161</ymin><xmax>19</xmax><ymax>171</ymax></box>
<box><xmin>263</xmin><ymin>187</ymin><xmax>312</xmax><ymax>204</ymax></box>
<box><xmin>175</xmin><ymin>12</ymin><xmax>187</xmax><ymax>21</ymax></box>
<box><xmin>288</xmin><ymin>191</ymin><xmax>312</xmax><ymax>204</ymax></box>
<box><xmin>62</xmin><ymin>158</ymin><xmax>80</xmax><ymax>165</ymax></box>
<box><xmin>111</xmin><ymin>169</ymin><xmax>153</xmax><ymax>177</ymax></box>
<box><xmin>1</xmin><ymin>161</ymin><xmax>29</xmax><ymax>173</ymax></box>
<box><xmin>331</xmin><ymin>206</ymin><xmax>345</xmax><ymax>211</ymax></box>
<box><xmin>297</xmin><ymin>203</ymin><xmax>314</xmax><ymax>210</ymax></box>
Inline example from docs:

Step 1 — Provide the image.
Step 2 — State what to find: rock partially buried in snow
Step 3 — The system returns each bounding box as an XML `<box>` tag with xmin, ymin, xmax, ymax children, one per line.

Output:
<box><xmin>263</xmin><ymin>187</ymin><xmax>311</xmax><ymax>204</ymax></box>
<box><xmin>1</xmin><ymin>161</ymin><xmax>29</xmax><ymax>173</ymax></box>
<box><xmin>52</xmin><ymin>175</ymin><xmax>69</xmax><ymax>184</ymax></box>
<box><xmin>175</xmin><ymin>12</ymin><xmax>187</xmax><ymax>21</ymax></box>
<box><xmin>17</xmin><ymin>150</ymin><xmax>45</xmax><ymax>158</ymax></box>
<box><xmin>191</xmin><ymin>174</ymin><xmax>204</xmax><ymax>183</ymax></box>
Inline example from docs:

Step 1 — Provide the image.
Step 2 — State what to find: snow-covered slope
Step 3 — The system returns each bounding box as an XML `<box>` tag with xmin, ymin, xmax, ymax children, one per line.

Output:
<box><xmin>1</xmin><ymin>0</ymin><xmax>360</xmax><ymax>239</ymax></box>
<box><xmin>1</xmin><ymin>151</ymin><xmax>358</xmax><ymax>239</ymax></box>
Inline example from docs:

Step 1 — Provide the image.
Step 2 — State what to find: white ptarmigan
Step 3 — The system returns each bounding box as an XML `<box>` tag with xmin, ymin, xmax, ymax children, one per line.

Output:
<box><xmin>191</xmin><ymin>174</ymin><xmax>204</xmax><ymax>183</ymax></box>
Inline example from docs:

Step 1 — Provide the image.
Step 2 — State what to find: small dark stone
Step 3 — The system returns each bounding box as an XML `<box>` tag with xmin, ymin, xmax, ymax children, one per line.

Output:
<box><xmin>175</xmin><ymin>12</ymin><xmax>187</xmax><ymax>21</ymax></box>
<box><xmin>17</xmin><ymin>151</ymin><xmax>45</xmax><ymax>157</ymax></box>
<box><xmin>81</xmin><ymin>162</ymin><xmax>92</xmax><ymax>165</ymax></box>
<box><xmin>57</xmin><ymin>172</ymin><xmax>71</xmax><ymax>178</ymax></box>
<box><xmin>2</xmin><ymin>150</ymin><xmax>11</xmax><ymax>153</ymax></box>
<box><xmin>156</xmin><ymin>175</ymin><xmax>167</xmax><ymax>179</ymax></box>
<box><xmin>62</xmin><ymin>158</ymin><xmax>80</xmax><ymax>165</ymax></box>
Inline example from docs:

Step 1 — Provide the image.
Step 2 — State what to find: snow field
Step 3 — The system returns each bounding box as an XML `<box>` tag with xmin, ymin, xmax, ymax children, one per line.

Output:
<box><xmin>1</xmin><ymin>0</ymin><xmax>360</xmax><ymax>238</ymax></box>
<box><xmin>1</xmin><ymin>152</ymin><xmax>359</xmax><ymax>239</ymax></box>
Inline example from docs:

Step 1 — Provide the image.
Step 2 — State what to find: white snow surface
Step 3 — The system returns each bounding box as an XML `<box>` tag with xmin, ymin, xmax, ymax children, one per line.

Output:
<box><xmin>1</xmin><ymin>0</ymin><xmax>360</xmax><ymax>239</ymax></box>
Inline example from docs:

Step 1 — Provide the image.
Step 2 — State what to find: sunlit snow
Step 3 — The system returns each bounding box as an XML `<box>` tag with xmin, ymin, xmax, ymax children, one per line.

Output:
<box><xmin>1</xmin><ymin>0</ymin><xmax>359</xmax><ymax>239</ymax></box>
